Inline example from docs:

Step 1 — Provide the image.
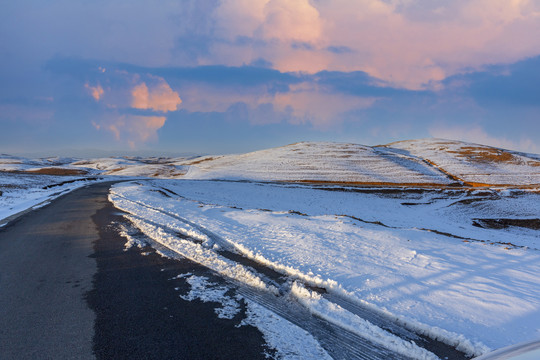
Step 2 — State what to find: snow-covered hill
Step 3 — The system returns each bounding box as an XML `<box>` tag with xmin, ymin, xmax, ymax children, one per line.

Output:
<box><xmin>179</xmin><ymin>142</ymin><xmax>455</xmax><ymax>185</ymax></box>
<box><xmin>2</xmin><ymin>139</ymin><xmax>539</xmax><ymax>187</ymax></box>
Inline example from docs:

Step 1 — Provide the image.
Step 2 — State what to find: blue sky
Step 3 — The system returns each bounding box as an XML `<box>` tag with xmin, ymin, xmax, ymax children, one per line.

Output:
<box><xmin>1</xmin><ymin>0</ymin><xmax>540</xmax><ymax>156</ymax></box>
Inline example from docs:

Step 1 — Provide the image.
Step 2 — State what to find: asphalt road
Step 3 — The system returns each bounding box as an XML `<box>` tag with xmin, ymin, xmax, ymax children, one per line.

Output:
<box><xmin>0</xmin><ymin>182</ymin><xmax>268</xmax><ymax>359</ymax></box>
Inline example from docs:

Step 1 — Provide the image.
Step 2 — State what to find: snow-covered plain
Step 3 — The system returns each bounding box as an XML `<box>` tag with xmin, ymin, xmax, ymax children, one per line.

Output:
<box><xmin>2</xmin><ymin>139</ymin><xmax>540</xmax><ymax>358</ymax></box>
<box><xmin>109</xmin><ymin>179</ymin><xmax>540</xmax><ymax>357</ymax></box>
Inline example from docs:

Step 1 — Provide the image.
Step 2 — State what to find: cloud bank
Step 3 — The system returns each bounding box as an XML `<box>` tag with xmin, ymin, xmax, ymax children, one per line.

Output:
<box><xmin>200</xmin><ymin>0</ymin><xmax>540</xmax><ymax>89</ymax></box>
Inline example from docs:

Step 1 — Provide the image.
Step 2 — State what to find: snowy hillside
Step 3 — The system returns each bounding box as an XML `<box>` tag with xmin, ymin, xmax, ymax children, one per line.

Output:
<box><xmin>3</xmin><ymin>139</ymin><xmax>540</xmax><ymax>187</ymax></box>
<box><xmin>386</xmin><ymin>139</ymin><xmax>540</xmax><ymax>186</ymax></box>
<box><xmin>71</xmin><ymin>157</ymin><xmax>188</xmax><ymax>177</ymax></box>
<box><xmin>179</xmin><ymin>142</ymin><xmax>454</xmax><ymax>185</ymax></box>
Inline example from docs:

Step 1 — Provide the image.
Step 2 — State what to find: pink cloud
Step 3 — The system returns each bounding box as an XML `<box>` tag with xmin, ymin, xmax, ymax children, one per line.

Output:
<box><xmin>131</xmin><ymin>80</ymin><xmax>182</xmax><ymax>112</ymax></box>
<box><xmin>209</xmin><ymin>0</ymin><xmax>540</xmax><ymax>89</ymax></box>
<box><xmin>272</xmin><ymin>82</ymin><xmax>376</xmax><ymax>129</ymax></box>
<box><xmin>85</xmin><ymin>83</ymin><xmax>104</xmax><ymax>101</ymax></box>
<box><xmin>260</xmin><ymin>0</ymin><xmax>321</xmax><ymax>43</ymax></box>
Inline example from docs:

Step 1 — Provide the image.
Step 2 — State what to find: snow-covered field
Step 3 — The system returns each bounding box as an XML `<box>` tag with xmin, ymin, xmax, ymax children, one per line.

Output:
<box><xmin>1</xmin><ymin>139</ymin><xmax>539</xmax><ymax>359</ymax></box>
<box><xmin>109</xmin><ymin>179</ymin><xmax>540</xmax><ymax>358</ymax></box>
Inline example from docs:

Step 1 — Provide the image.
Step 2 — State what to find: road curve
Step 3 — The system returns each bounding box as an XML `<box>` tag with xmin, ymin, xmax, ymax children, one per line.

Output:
<box><xmin>0</xmin><ymin>182</ymin><xmax>268</xmax><ymax>359</ymax></box>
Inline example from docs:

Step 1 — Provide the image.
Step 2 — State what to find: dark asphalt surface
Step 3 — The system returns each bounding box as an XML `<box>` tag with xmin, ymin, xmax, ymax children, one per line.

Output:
<box><xmin>0</xmin><ymin>182</ymin><xmax>269</xmax><ymax>359</ymax></box>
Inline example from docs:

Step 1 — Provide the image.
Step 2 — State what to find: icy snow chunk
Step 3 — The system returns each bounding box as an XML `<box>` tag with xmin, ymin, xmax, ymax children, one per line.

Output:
<box><xmin>180</xmin><ymin>275</ymin><xmax>241</xmax><ymax>319</ymax></box>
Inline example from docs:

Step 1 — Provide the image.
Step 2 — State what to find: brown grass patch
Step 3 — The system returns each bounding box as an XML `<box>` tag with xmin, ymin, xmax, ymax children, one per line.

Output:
<box><xmin>185</xmin><ymin>157</ymin><xmax>216</xmax><ymax>165</ymax></box>
<box><xmin>420</xmin><ymin>158</ymin><xmax>465</xmax><ymax>184</ymax></box>
<box><xmin>449</xmin><ymin>146</ymin><xmax>519</xmax><ymax>164</ymax></box>
<box><xmin>106</xmin><ymin>167</ymin><xmax>127</xmax><ymax>174</ymax></box>
<box><xmin>464</xmin><ymin>181</ymin><xmax>493</xmax><ymax>187</ymax></box>
<box><xmin>26</xmin><ymin>168</ymin><xmax>89</xmax><ymax>176</ymax></box>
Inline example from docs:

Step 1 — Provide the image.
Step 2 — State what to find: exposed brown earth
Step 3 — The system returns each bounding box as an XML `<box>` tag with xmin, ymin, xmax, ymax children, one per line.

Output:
<box><xmin>25</xmin><ymin>168</ymin><xmax>89</xmax><ymax>176</ymax></box>
<box><xmin>104</xmin><ymin>167</ymin><xmax>126</xmax><ymax>174</ymax></box>
<box><xmin>420</xmin><ymin>158</ymin><xmax>466</xmax><ymax>184</ymax></box>
<box><xmin>450</xmin><ymin>146</ymin><xmax>517</xmax><ymax>164</ymax></box>
<box><xmin>441</xmin><ymin>145</ymin><xmax>540</xmax><ymax>167</ymax></box>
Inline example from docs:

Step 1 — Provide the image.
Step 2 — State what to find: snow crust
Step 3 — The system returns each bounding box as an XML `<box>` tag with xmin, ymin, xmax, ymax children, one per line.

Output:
<box><xmin>111</xmin><ymin>188</ymin><xmax>274</xmax><ymax>293</ymax></box>
<box><xmin>178</xmin><ymin>275</ymin><xmax>241</xmax><ymax>319</ymax></box>
<box><xmin>109</xmin><ymin>180</ymin><xmax>540</xmax><ymax>357</ymax></box>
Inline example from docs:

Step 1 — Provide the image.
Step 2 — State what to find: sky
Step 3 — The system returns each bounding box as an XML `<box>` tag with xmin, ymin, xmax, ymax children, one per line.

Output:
<box><xmin>1</xmin><ymin>0</ymin><xmax>540</xmax><ymax>156</ymax></box>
